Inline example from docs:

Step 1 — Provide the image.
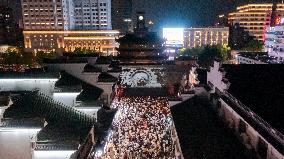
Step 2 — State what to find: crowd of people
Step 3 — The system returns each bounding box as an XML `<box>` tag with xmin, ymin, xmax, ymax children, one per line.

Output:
<box><xmin>95</xmin><ymin>96</ymin><xmax>179</xmax><ymax>159</ymax></box>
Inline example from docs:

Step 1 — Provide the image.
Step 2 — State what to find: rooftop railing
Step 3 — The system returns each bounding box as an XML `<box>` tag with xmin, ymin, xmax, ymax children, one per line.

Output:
<box><xmin>221</xmin><ymin>90</ymin><xmax>284</xmax><ymax>147</ymax></box>
<box><xmin>35</xmin><ymin>141</ymin><xmax>79</xmax><ymax>151</ymax></box>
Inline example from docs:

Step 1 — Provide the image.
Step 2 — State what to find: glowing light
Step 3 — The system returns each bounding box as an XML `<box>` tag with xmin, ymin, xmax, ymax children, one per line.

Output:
<box><xmin>0</xmin><ymin>79</ymin><xmax>58</xmax><ymax>82</ymax></box>
<box><xmin>64</xmin><ymin>36</ymin><xmax>116</xmax><ymax>40</ymax></box>
<box><xmin>95</xmin><ymin>149</ymin><xmax>103</xmax><ymax>157</ymax></box>
<box><xmin>0</xmin><ymin>128</ymin><xmax>41</xmax><ymax>133</ymax></box>
<box><xmin>276</xmin><ymin>17</ymin><xmax>281</xmax><ymax>25</ymax></box>
<box><xmin>53</xmin><ymin>93</ymin><xmax>80</xmax><ymax>96</ymax></box>
<box><xmin>163</xmin><ymin>28</ymin><xmax>184</xmax><ymax>46</ymax></box>
<box><xmin>23</xmin><ymin>30</ymin><xmax>120</xmax><ymax>34</ymax></box>
<box><xmin>33</xmin><ymin>150</ymin><xmax>76</xmax><ymax>158</ymax></box>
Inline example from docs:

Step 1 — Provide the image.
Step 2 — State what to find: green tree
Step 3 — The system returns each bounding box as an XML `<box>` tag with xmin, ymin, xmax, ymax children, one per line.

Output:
<box><xmin>73</xmin><ymin>48</ymin><xmax>85</xmax><ymax>54</ymax></box>
<box><xmin>217</xmin><ymin>44</ymin><xmax>230</xmax><ymax>61</ymax></box>
<box><xmin>36</xmin><ymin>51</ymin><xmax>58</xmax><ymax>65</ymax></box>
<box><xmin>197</xmin><ymin>44</ymin><xmax>231</xmax><ymax>68</ymax></box>
<box><xmin>3</xmin><ymin>48</ymin><xmax>22</xmax><ymax>65</ymax></box>
<box><xmin>178</xmin><ymin>47</ymin><xmax>202</xmax><ymax>57</ymax></box>
<box><xmin>242</xmin><ymin>40</ymin><xmax>263</xmax><ymax>52</ymax></box>
<box><xmin>73</xmin><ymin>47</ymin><xmax>100</xmax><ymax>55</ymax></box>
<box><xmin>21</xmin><ymin>52</ymin><xmax>34</xmax><ymax>66</ymax></box>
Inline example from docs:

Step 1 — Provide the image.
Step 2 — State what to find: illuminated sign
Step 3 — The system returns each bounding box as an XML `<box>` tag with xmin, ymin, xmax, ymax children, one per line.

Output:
<box><xmin>163</xmin><ymin>28</ymin><xmax>184</xmax><ymax>46</ymax></box>
<box><xmin>276</xmin><ymin>17</ymin><xmax>281</xmax><ymax>25</ymax></box>
<box><xmin>281</xmin><ymin>17</ymin><xmax>284</xmax><ymax>25</ymax></box>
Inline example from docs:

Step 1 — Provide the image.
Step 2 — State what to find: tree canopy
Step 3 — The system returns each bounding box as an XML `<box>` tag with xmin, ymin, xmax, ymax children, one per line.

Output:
<box><xmin>178</xmin><ymin>44</ymin><xmax>231</xmax><ymax>68</ymax></box>
<box><xmin>241</xmin><ymin>40</ymin><xmax>263</xmax><ymax>52</ymax></box>
<box><xmin>72</xmin><ymin>48</ymin><xmax>101</xmax><ymax>55</ymax></box>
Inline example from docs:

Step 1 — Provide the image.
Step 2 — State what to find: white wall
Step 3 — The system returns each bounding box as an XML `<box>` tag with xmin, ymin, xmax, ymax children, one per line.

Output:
<box><xmin>33</xmin><ymin>150</ymin><xmax>75</xmax><ymax>159</ymax></box>
<box><xmin>218</xmin><ymin>99</ymin><xmax>284</xmax><ymax>159</ymax></box>
<box><xmin>207</xmin><ymin>61</ymin><xmax>228</xmax><ymax>92</ymax></box>
<box><xmin>52</xmin><ymin>92</ymin><xmax>80</xmax><ymax>107</ymax></box>
<box><xmin>47</xmin><ymin>63</ymin><xmax>100</xmax><ymax>86</ymax></box>
<box><xmin>0</xmin><ymin>79</ymin><xmax>58</xmax><ymax>96</ymax></box>
<box><xmin>46</xmin><ymin>63</ymin><xmax>115</xmax><ymax>105</ymax></box>
<box><xmin>76</xmin><ymin>107</ymin><xmax>100</xmax><ymax>117</ymax></box>
<box><xmin>0</xmin><ymin>129</ymin><xmax>39</xmax><ymax>159</ymax></box>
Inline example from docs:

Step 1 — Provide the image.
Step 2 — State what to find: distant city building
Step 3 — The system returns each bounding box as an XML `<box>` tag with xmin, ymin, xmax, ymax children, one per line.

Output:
<box><xmin>116</xmin><ymin>12</ymin><xmax>165</xmax><ymax>61</ymax></box>
<box><xmin>228</xmin><ymin>23</ymin><xmax>254</xmax><ymax>50</ymax></box>
<box><xmin>74</xmin><ymin>0</ymin><xmax>112</xmax><ymax>30</ymax></box>
<box><xmin>0</xmin><ymin>5</ymin><xmax>23</xmax><ymax>46</ymax></box>
<box><xmin>228</xmin><ymin>3</ymin><xmax>284</xmax><ymax>41</ymax></box>
<box><xmin>163</xmin><ymin>27</ymin><xmax>229</xmax><ymax>49</ymax></box>
<box><xmin>111</xmin><ymin>0</ymin><xmax>133</xmax><ymax>33</ymax></box>
<box><xmin>21</xmin><ymin>0</ymin><xmax>75</xmax><ymax>30</ymax></box>
<box><xmin>215</xmin><ymin>14</ymin><xmax>228</xmax><ymax>27</ymax></box>
<box><xmin>21</xmin><ymin>0</ymin><xmax>119</xmax><ymax>54</ymax></box>
<box><xmin>163</xmin><ymin>27</ymin><xmax>229</xmax><ymax>59</ymax></box>
<box><xmin>236</xmin><ymin>52</ymin><xmax>279</xmax><ymax>64</ymax></box>
<box><xmin>23</xmin><ymin>30</ymin><xmax>119</xmax><ymax>55</ymax></box>
<box><xmin>184</xmin><ymin>27</ymin><xmax>229</xmax><ymax>48</ymax></box>
<box><xmin>265</xmin><ymin>24</ymin><xmax>284</xmax><ymax>61</ymax></box>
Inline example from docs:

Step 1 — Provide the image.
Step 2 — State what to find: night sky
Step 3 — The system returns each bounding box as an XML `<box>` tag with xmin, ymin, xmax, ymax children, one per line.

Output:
<box><xmin>0</xmin><ymin>0</ymin><xmax>275</xmax><ymax>30</ymax></box>
<box><xmin>133</xmin><ymin>0</ymin><xmax>273</xmax><ymax>30</ymax></box>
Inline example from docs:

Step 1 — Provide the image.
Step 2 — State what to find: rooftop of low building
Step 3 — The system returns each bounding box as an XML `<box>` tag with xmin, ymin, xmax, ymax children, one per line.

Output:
<box><xmin>3</xmin><ymin>91</ymin><xmax>97</xmax><ymax>145</ymax></box>
<box><xmin>238</xmin><ymin>52</ymin><xmax>280</xmax><ymax>64</ymax></box>
<box><xmin>0</xmin><ymin>68</ymin><xmax>58</xmax><ymax>79</ymax></box>
<box><xmin>222</xmin><ymin>64</ymin><xmax>284</xmax><ymax>134</ymax></box>
<box><xmin>97</xmin><ymin>72</ymin><xmax>118</xmax><ymax>83</ymax></box>
<box><xmin>172</xmin><ymin>95</ymin><xmax>255</xmax><ymax>159</ymax></box>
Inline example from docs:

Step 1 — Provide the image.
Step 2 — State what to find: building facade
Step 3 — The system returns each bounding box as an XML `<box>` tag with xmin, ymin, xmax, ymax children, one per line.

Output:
<box><xmin>228</xmin><ymin>3</ymin><xmax>284</xmax><ymax>41</ymax></box>
<box><xmin>74</xmin><ymin>0</ymin><xmax>112</xmax><ymax>30</ymax></box>
<box><xmin>21</xmin><ymin>0</ymin><xmax>119</xmax><ymax>54</ymax></box>
<box><xmin>21</xmin><ymin>0</ymin><xmax>75</xmax><ymax>30</ymax></box>
<box><xmin>0</xmin><ymin>6</ymin><xmax>23</xmax><ymax>46</ymax></box>
<box><xmin>23</xmin><ymin>30</ymin><xmax>120</xmax><ymax>55</ymax></box>
<box><xmin>184</xmin><ymin>27</ymin><xmax>229</xmax><ymax>48</ymax></box>
<box><xmin>111</xmin><ymin>0</ymin><xmax>133</xmax><ymax>33</ymax></box>
<box><xmin>207</xmin><ymin>61</ymin><xmax>284</xmax><ymax>159</ymax></box>
<box><xmin>265</xmin><ymin>25</ymin><xmax>284</xmax><ymax>61</ymax></box>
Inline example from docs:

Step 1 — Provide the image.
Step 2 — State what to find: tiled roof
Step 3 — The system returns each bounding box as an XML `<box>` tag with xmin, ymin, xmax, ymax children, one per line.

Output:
<box><xmin>4</xmin><ymin>91</ymin><xmax>97</xmax><ymax>145</ymax></box>
<box><xmin>83</xmin><ymin>64</ymin><xmax>102</xmax><ymax>73</ymax></box>
<box><xmin>0</xmin><ymin>118</ymin><xmax>44</xmax><ymax>128</ymax></box>
<box><xmin>97</xmin><ymin>72</ymin><xmax>118</xmax><ymax>83</ymax></box>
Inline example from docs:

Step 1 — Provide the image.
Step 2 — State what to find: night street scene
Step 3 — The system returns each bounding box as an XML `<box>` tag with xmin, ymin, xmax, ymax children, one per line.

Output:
<box><xmin>0</xmin><ymin>0</ymin><xmax>284</xmax><ymax>159</ymax></box>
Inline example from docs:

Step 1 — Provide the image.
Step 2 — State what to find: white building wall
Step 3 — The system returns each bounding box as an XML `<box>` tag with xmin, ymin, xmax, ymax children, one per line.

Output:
<box><xmin>21</xmin><ymin>0</ymin><xmax>65</xmax><ymax>30</ymax></box>
<box><xmin>74</xmin><ymin>0</ymin><xmax>112</xmax><ymax>30</ymax></box>
<box><xmin>76</xmin><ymin>107</ymin><xmax>100</xmax><ymax>117</ymax></box>
<box><xmin>218</xmin><ymin>98</ymin><xmax>284</xmax><ymax>159</ymax></box>
<box><xmin>46</xmin><ymin>63</ymin><xmax>115</xmax><ymax>105</ymax></box>
<box><xmin>62</xmin><ymin>0</ymin><xmax>75</xmax><ymax>30</ymax></box>
<box><xmin>33</xmin><ymin>150</ymin><xmax>75</xmax><ymax>159</ymax></box>
<box><xmin>207</xmin><ymin>61</ymin><xmax>228</xmax><ymax>92</ymax></box>
<box><xmin>237</xmin><ymin>56</ymin><xmax>267</xmax><ymax>64</ymax></box>
<box><xmin>0</xmin><ymin>79</ymin><xmax>57</xmax><ymax>96</ymax></box>
<box><xmin>0</xmin><ymin>130</ymin><xmax>39</xmax><ymax>159</ymax></box>
<box><xmin>52</xmin><ymin>92</ymin><xmax>80</xmax><ymax>107</ymax></box>
<box><xmin>265</xmin><ymin>26</ymin><xmax>284</xmax><ymax>62</ymax></box>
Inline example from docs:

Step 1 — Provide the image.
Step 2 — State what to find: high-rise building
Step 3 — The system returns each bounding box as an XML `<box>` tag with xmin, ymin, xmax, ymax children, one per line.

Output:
<box><xmin>0</xmin><ymin>6</ymin><xmax>13</xmax><ymax>44</ymax></box>
<box><xmin>111</xmin><ymin>0</ymin><xmax>132</xmax><ymax>33</ymax></box>
<box><xmin>228</xmin><ymin>3</ymin><xmax>284</xmax><ymax>41</ymax></box>
<box><xmin>0</xmin><ymin>5</ymin><xmax>23</xmax><ymax>46</ymax></box>
<box><xmin>21</xmin><ymin>0</ymin><xmax>119</xmax><ymax>55</ymax></box>
<box><xmin>74</xmin><ymin>0</ymin><xmax>112</xmax><ymax>30</ymax></box>
<box><xmin>21</xmin><ymin>0</ymin><xmax>75</xmax><ymax>30</ymax></box>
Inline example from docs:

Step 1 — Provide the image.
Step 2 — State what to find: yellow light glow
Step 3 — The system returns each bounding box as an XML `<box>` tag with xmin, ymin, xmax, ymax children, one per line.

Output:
<box><xmin>23</xmin><ymin>30</ymin><xmax>120</xmax><ymax>34</ymax></box>
<box><xmin>64</xmin><ymin>36</ymin><xmax>116</xmax><ymax>40</ymax></box>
